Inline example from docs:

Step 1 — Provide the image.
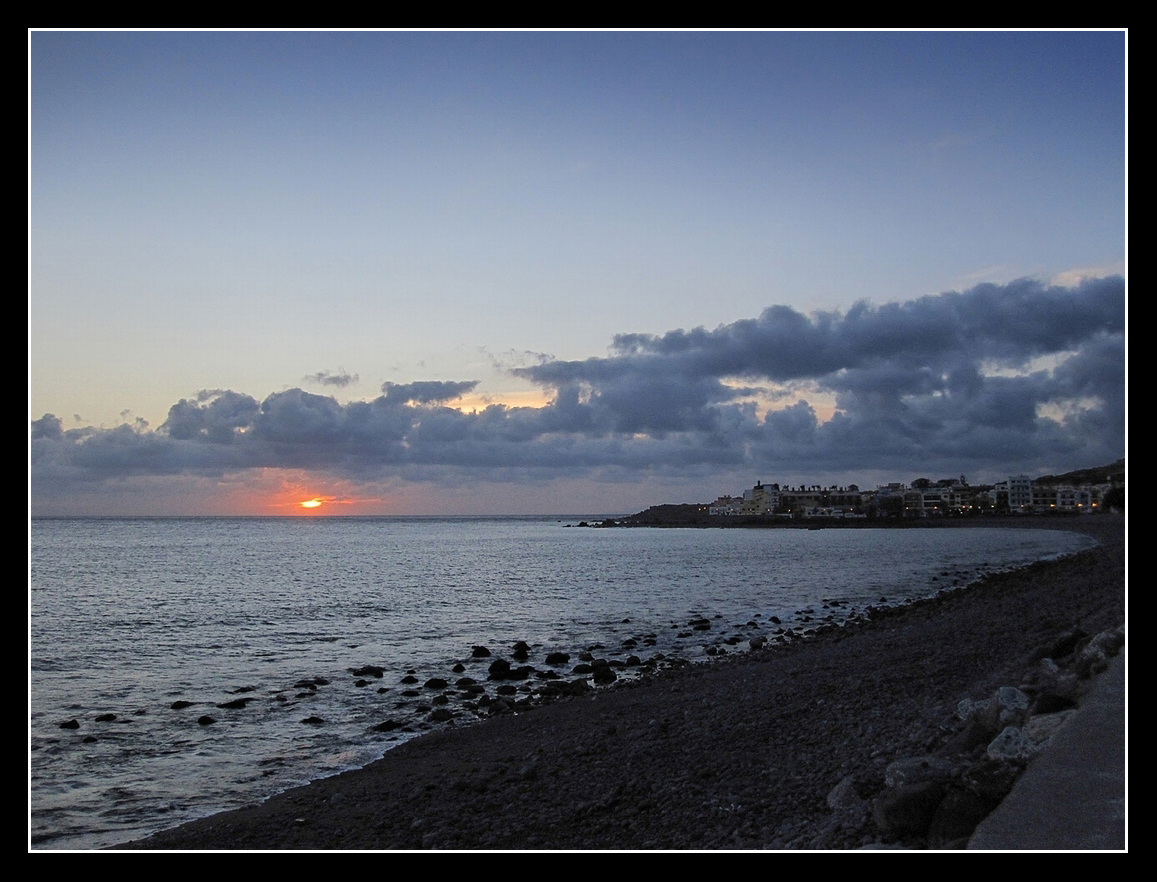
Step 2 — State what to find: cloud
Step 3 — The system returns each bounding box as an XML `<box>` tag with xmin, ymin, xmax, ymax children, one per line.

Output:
<box><xmin>32</xmin><ymin>276</ymin><xmax>1125</xmax><ymax>506</ymax></box>
<box><xmin>303</xmin><ymin>369</ymin><xmax>359</xmax><ymax>388</ymax></box>
<box><xmin>380</xmin><ymin>380</ymin><xmax>479</xmax><ymax>405</ymax></box>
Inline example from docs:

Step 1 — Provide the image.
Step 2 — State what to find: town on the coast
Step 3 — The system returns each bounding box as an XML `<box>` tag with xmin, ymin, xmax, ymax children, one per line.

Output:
<box><xmin>707</xmin><ymin>461</ymin><xmax>1124</xmax><ymax>520</ymax></box>
<box><xmin>601</xmin><ymin>460</ymin><xmax>1124</xmax><ymax>528</ymax></box>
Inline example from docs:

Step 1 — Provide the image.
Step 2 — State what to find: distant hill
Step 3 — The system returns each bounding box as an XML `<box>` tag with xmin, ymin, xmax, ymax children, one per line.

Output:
<box><xmin>1034</xmin><ymin>459</ymin><xmax>1125</xmax><ymax>486</ymax></box>
<box><xmin>619</xmin><ymin>503</ymin><xmax>711</xmax><ymax>526</ymax></box>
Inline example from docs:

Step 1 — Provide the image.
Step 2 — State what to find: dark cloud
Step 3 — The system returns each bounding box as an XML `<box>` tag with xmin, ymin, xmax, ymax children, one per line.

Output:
<box><xmin>165</xmin><ymin>390</ymin><xmax>260</xmax><ymax>443</ymax></box>
<box><xmin>31</xmin><ymin>413</ymin><xmax>63</xmax><ymax>440</ymax></box>
<box><xmin>303</xmin><ymin>369</ymin><xmax>359</xmax><ymax>388</ymax></box>
<box><xmin>381</xmin><ymin>380</ymin><xmax>479</xmax><ymax>405</ymax></box>
<box><xmin>32</xmin><ymin>277</ymin><xmax>1125</xmax><ymax>499</ymax></box>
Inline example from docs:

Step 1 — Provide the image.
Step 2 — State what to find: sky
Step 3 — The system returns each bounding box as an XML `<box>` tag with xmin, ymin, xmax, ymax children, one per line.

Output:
<box><xmin>30</xmin><ymin>31</ymin><xmax>1126</xmax><ymax>516</ymax></box>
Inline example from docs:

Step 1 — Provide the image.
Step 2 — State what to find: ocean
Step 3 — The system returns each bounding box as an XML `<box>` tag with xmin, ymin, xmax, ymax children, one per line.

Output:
<box><xmin>29</xmin><ymin>516</ymin><xmax>1094</xmax><ymax>849</ymax></box>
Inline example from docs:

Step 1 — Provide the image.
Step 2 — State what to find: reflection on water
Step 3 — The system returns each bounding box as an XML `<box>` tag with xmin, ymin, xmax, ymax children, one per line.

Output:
<box><xmin>31</xmin><ymin>517</ymin><xmax>1093</xmax><ymax>848</ymax></box>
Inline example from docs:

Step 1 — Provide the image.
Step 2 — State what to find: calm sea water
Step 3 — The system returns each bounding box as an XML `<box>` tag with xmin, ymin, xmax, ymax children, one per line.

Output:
<box><xmin>29</xmin><ymin>517</ymin><xmax>1094</xmax><ymax>849</ymax></box>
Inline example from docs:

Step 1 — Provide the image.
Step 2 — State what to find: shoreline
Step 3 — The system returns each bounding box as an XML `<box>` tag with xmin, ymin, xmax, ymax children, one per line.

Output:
<box><xmin>119</xmin><ymin>515</ymin><xmax>1124</xmax><ymax>850</ymax></box>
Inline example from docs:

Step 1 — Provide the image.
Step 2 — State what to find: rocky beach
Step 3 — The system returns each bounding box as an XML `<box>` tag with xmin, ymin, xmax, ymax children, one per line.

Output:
<box><xmin>122</xmin><ymin>516</ymin><xmax>1125</xmax><ymax>850</ymax></box>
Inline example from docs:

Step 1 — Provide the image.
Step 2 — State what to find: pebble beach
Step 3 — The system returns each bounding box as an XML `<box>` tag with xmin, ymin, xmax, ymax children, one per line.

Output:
<box><xmin>121</xmin><ymin>516</ymin><xmax>1125</xmax><ymax>850</ymax></box>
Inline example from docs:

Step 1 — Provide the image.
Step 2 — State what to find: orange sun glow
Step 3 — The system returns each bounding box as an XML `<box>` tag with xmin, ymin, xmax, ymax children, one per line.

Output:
<box><xmin>300</xmin><ymin>498</ymin><xmax>323</xmax><ymax>509</ymax></box>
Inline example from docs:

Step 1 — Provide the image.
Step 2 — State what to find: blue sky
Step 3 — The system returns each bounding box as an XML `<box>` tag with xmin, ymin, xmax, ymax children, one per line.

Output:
<box><xmin>30</xmin><ymin>31</ymin><xmax>1126</xmax><ymax>515</ymax></box>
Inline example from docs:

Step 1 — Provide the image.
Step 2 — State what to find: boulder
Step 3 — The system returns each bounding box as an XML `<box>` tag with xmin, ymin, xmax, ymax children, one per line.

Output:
<box><xmin>873</xmin><ymin>781</ymin><xmax>946</xmax><ymax>838</ymax></box>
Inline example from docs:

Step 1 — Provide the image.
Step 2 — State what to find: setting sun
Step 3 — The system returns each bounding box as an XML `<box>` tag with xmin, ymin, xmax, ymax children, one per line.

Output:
<box><xmin>301</xmin><ymin>498</ymin><xmax>323</xmax><ymax>509</ymax></box>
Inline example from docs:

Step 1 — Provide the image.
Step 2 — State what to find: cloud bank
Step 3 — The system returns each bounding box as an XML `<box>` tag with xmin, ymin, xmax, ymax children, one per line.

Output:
<box><xmin>32</xmin><ymin>277</ymin><xmax>1125</xmax><ymax>510</ymax></box>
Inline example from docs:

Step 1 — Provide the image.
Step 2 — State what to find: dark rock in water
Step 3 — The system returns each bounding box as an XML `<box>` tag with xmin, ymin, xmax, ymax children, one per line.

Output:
<box><xmin>592</xmin><ymin>666</ymin><xmax>618</xmax><ymax>684</ymax></box>
<box><xmin>217</xmin><ymin>697</ymin><xmax>252</xmax><ymax>709</ymax></box>
<box><xmin>59</xmin><ymin>719</ymin><xmax>80</xmax><ymax>730</ymax></box>
<box><xmin>372</xmin><ymin>719</ymin><xmax>401</xmax><ymax>732</ymax></box>
<box><xmin>400</xmin><ymin>675</ymin><xmax>419</xmax><ymax>684</ymax></box>
<box><xmin>83</xmin><ymin>735</ymin><xmax>97</xmax><ymax>743</ymax></box>
<box><xmin>539</xmin><ymin>679</ymin><xmax>590</xmax><ymax>698</ymax></box>
<box><xmin>293</xmin><ymin>680</ymin><xmax>318</xmax><ymax>690</ymax></box>
<box><xmin>428</xmin><ymin>708</ymin><xmax>455</xmax><ymax>722</ymax></box>
<box><xmin>197</xmin><ymin>715</ymin><xmax>216</xmax><ymax>725</ymax></box>
<box><xmin>487</xmin><ymin>658</ymin><xmax>511</xmax><ymax>679</ymax></box>
<box><xmin>401</xmin><ymin>689</ymin><xmax>421</xmax><ymax>697</ymax></box>
<box><xmin>349</xmin><ymin>665</ymin><xmax>385</xmax><ymax>678</ymax></box>
<box><xmin>572</xmin><ymin>663</ymin><xmax>593</xmax><ymax>674</ymax></box>
<box><xmin>424</xmin><ymin>678</ymin><xmax>448</xmax><ymax>690</ymax></box>
<box><xmin>355</xmin><ymin>679</ymin><xmax>369</xmax><ymax>687</ymax></box>
<box><xmin>95</xmin><ymin>713</ymin><xmax>117</xmax><ymax>722</ymax></box>
<box><xmin>487</xmin><ymin>698</ymin><xmax>512</xmax><ymax>715</ymax></box>
<box><xmin>312</xmin><ymin>677</ymin><xmax>330</xmax><ymax>686</ymax></box>
<box><xmin>471</xmin><ymin>646</ymin><xmax>491</xmax><ymax>658</ymax></box>
<box><xmin>302</xmin><ymin>716</ymin><xmax>325</xmax><ymax>725</ymax></box>
<box><xmin>170</xmin><ymin>700</ymin><xmax>194</xmax><ymax>710</ymax></box>
<box><xmin>456</xmin><ymin>677</ymin><xmax>477</xmax><ymax>686</ymax></box>
<box><xmin>229</xmin><ymin>685</ymin><xmax>257</xmax><ymax>694</ymax></box>
<box><xmin>452</xmin><ymin>663</ymin><xmax>466</xmax><ymax>673</ymax></box>
<box><xmin>512</xmin><ymin>647</ymin><xmax>529</xmax><ymax>661</ymax></box>
<box><xmin>512</xmin><ymin>641</ymin><xmax>531</xmax><ymax>652</ymax></box>
<box><xmin>769</xmin><ymin>616</ymin><xmax>781</xmax><ymax>624</ymax></box>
